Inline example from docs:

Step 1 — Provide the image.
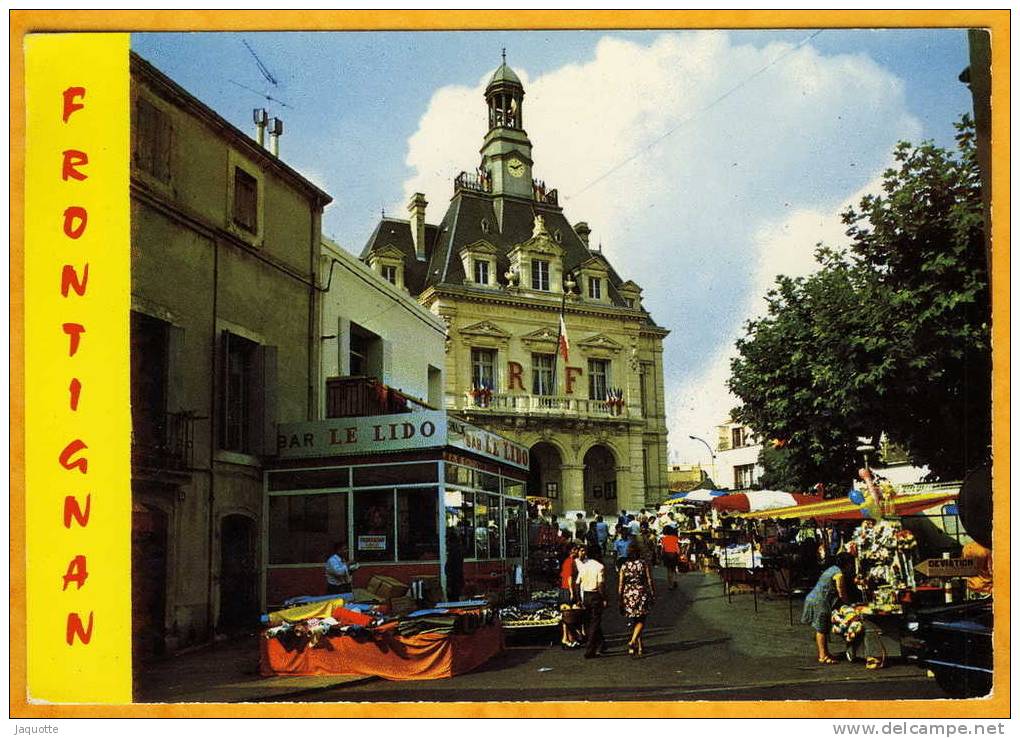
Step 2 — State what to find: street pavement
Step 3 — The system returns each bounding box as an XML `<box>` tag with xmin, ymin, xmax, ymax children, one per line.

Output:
<box><xmin>137</xmin><ymin>568</ymin><xmax>950</xmax><ymax>704</ymax></box>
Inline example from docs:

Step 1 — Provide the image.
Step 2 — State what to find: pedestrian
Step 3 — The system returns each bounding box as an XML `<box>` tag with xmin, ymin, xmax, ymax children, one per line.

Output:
<box><xmin>660</xmin><ymin>524</ymin><xmax>681</xmax><ymax>589</ymax></box>
<box><xmin>325</xmin><ymin>541</ymin><xmax>356</xmax><ymax>595</ymax></box>
<box><xmin>575</xmin><ymin>544</ymin><xmax>608</xmax><ymax>658</ymax></box>
<box><xmin>445</xmin><ymin>529</ymin><xmax>465</xmax><ymax>602</ymax></box>
<box><xmin>635</xmin><ymin>522</ymin><xmax>657</xmax><ymax>569</ymax></box>
<box><xmin>558</xmin><ymin>544</ymin><xmax>581</xmax><ymax>649</ymax></box>
<box><xmin>627</xmin><ymin>514</ymin><xmax>641</xmax><ymax>536</ymax></box>
<box><xmin>802</xmin><ymin>552</ymin><xmax>855</xmax><ymax>663</ymax></box>
<box><xmin>618</xmin><ymin>540</ymin><xmax>655</xmax><ymax>657</ymax></box>
<box><xmin>617</xmin><ymin>509</ymin><xmax>628</xmax><ymax>529</ymax></box>
<box><xmin>613</xmin><ymin>528</ymin><xmax>631</xmax><ymax>571</ymax></box>
<box><xmin>594</xmin><ymin>514</ymin><xmax>610</xmax><ymax>555</ymax></box>
<box><xmin>574</xmin><ymin>511</ymin><xmax>589</xmax><ymax>541</ymax></box>
<box><xmin>585</xmin><ymin>525</ymin><xmax>603</xmax><ymax>563</ymax></box>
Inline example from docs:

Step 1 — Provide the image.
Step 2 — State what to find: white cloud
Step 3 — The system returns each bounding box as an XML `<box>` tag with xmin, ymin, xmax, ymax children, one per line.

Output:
<box><xmin>397</xmin><ymin>31</ymin><xmax>921</xmax><ymax>466</ymax></box>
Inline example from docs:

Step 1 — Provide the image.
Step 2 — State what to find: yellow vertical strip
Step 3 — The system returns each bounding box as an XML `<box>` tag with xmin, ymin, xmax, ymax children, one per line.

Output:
<box><xmin>24</xmin><ymin>33</ymin><xmax>132</xmax><ymax>703</ymax></box>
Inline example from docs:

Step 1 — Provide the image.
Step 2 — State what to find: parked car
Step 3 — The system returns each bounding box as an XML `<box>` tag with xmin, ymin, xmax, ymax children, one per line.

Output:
<box><xmin>900</xmin><ymin>598</ymin><xmax>993</xmax><ymax>698</ymax></box>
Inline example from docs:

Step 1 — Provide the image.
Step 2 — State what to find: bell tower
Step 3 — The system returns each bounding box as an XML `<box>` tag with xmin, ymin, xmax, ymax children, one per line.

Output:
<box><xmin>480</xmin><ymin>52</ymin><xmax>534</xmax><ymax>199</ymax></box>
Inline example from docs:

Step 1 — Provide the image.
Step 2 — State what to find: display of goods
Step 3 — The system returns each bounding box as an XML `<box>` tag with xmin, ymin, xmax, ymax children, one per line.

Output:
<box><xmin>831</xmin><ymin>605</ymin><xmax>863</xmax><ymax>643</ymax></box>
<box><xmin>498</xmin><ymin>600</ymin><xmax>561</xmax><ymax>626</ymax></box>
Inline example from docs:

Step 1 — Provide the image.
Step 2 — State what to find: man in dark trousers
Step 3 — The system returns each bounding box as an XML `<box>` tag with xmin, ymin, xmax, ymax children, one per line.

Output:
<box><xmin>575</xmin><ymin>544</ymin><xmax>608</xmax><ymax>658</ymax></box>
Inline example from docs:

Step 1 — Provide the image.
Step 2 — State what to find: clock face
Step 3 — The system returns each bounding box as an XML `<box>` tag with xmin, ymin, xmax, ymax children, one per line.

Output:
<box><xmin>507</xmin><ymin>157</ymin><xmax>525</xmax><ymax>178</ymax></box>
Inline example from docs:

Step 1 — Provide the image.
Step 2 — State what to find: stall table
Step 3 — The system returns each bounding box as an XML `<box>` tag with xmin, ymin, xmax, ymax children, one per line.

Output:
<box><xmin>260</xmin><ymin>621</ymin><xmax>503</xmax><ymax>680</ymax></box>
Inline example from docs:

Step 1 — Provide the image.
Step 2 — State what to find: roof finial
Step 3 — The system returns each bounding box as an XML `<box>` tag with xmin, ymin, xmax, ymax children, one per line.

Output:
<box><xmin>501</xmin><ymin>47</ymin><xmax>506</xmax><ymax>64</ymax></box>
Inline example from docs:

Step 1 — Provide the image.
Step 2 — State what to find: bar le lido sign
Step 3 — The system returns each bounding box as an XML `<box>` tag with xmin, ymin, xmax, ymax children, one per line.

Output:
<box><xmin>277</xmin><ymin>411</ymin><xmax>529</xmax><ymax>470</ymax></box>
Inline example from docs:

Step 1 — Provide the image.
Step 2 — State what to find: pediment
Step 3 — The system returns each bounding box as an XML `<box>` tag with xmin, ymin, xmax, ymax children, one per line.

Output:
<box><xmin>519</xmin><ymin>324</ymin><xmax>561</xmax><ymax>347</ymax></box>
<box><xmin>511</xmin><ymin>235</ymin><xmax>563</xmax><ymax>258</ymax></box>
<box><xmin>460</xmin><ymin>239</ymin><xmax>499</xmax><ymax>256</ymax></box>
<box><xmin>618</xmin><ymin>279</ymin><xmax>643</xmax><ymax>294</ymax></box>
<box><xmin>459</xmin><ymin>320</ymin><xmax>512</xmax><ymax>339</ymax></box>
<box><xmin>371</xmin><ymin>244</ymin><xmax>405</xmax><ymax>261</ymax></box>
<box><xmin>577</xmin><ymin>332</ymin><xmax>624</xmax><ymax>353</ymax></box>
<box><xmin>577</xmin><ymin>254</ymin><xmax>611</xmax><ymax>273</ymax></box>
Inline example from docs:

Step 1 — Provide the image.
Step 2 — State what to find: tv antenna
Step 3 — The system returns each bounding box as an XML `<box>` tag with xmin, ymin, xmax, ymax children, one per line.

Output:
<box><xmin>228</xmin><ymin>79</ymin><xmax>291</xmax><ymax>108</ymax></box>
<box><xmin>243</xmin><ymin>38</ymin><xmax>279</xmax><ymax>86</ymax></box>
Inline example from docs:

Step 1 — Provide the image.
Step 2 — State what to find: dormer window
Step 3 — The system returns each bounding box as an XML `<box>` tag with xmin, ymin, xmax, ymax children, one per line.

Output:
<box><xmin>474</xmin><ymin>259</ymin><xmax>491</xmax><ymax>286</ymax></box>
<box><xmin>588</xmin><ymin>276</ymin><xmax>602</xmax><ymax>300</ymax></box>
<box><xmin>531</xmin><ymin>259</ymin><xmax>550</xmax><ymax>291</ymax></box>
<box><xmin>382</xmin><ymin>265</ymin><xmax>398</xmax><ymax>285</ymax></box>
<box><xmin>367</xmin><ymin>244</ymin><xmax>406</xmax><ymax>291</ymax></box>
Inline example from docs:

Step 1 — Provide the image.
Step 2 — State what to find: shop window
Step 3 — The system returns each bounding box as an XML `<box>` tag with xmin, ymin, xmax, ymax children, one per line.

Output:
<box><xmin>502</xmin><ymin>478</ymin><xmax>525</xmax><ymax>498</ymax></box>
<box><xmin>397</xmin><ymin>488</ymin><xmax>439</xmax><ymax>561</ymax></box>
<box><xmin>588</xmin><ymin>358</ymin><xmax>610</xmax><ymax>400</ymax></box>
<box><xmin>473</xmin><ymin>259</ymin><xmax>490</xmax><ymax>285</ymax></box>
<box><xmin>531</xmin><ymin>259</ymin><xmax>550</xmax><ymax>291</ymax></box>
<box><xmin>735</xmin><ymin>463</ymin><xmax>756</xmax><ymax>490</ymax></box>
<box><xmin>471</xmin><ymin>348</ymin><xmax>496</xmax><ymax>391</ymax></box>
<box><xmin>232</xmin><ymin>166</ymin><xmax>259</xmax><ymax>234</ymax></box>
<box><xmin>588</xmin><ymin>276</ymin><xmax>602</xmax><ymax>300</ymax></box>
<box><xmin>268</xmin><ymin>468</ymin><xmax>351</xmax><ymax>491</ymax></box>
<box><xmin>353</xmin><ymin>489</ymin><xmax>395</xmax><ymax>562</ymax></box>
<box><xmin>503</xmin><ymin>499</ymin><xmax>524</xmax><ymax>558</ymax></box>
<box><xmin>268</xmin><ymin>492</ymin><xmax>348</xmax><ymax>565</ymax></box>
<box><xmin>445</xmin><ymin>463</ymin><xmax>476</xmax><ymax>488</ymax></box>
<box><xmin>447</xmin><ymin>490</ymin><xmax>476</xmax><ymax>558</ymax></box>
<box><xmin>134</xmin><ymin>97</ymin><xmax>171</xmax><ymax>183</ymax></box>
<box><xmin>353</xmin><ymin>463</ymin><xmax>438</xmax><ymax>488</ymax></box>
<box><xmin>532</xmin><ymin>353</ymin><xmax>554</xmax><ymax>396</ymax></box>
<box><xmin>474</xmin><ymin>493</ymin><xmax>502</xmax><ymax>559</ymax></box>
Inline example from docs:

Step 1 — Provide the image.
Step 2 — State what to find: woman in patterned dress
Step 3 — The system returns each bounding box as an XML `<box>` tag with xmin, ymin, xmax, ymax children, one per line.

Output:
<box><xmin>801</xmin><ymin>552</ymin><xmax>854</xmax><ymax>663</ymax></box>
<box><xmin>618</xmin><ymin>542</ymin><xmax>656</xmax><ymax>657</ymax></box>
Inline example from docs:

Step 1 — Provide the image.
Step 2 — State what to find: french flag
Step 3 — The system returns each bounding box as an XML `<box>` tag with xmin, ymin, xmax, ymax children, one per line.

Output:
<box><xmin>558</xmin><ymin>313</ymin><xmax>570</xmax><ymax>362</ymax></box>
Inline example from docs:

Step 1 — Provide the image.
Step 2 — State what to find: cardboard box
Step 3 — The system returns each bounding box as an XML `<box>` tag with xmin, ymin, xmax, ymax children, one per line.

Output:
<box><xmin>388</xmin><ymin>596</ymin><xmax>417</xmax><ymax>616</ymax></box>
<box><xmin>353</xmin><ymin>588</ymin><xmax>384</xmax><ymax>603</ymax></box>
<box><xmin>367</xmin><ymin>574</ymin><xmax>408</xmax><ymax>599</ymax></box>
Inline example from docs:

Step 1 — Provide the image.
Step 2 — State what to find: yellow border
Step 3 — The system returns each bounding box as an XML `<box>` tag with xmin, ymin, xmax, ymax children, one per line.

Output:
<box><xmin>9</xmin><ymin>9</ymin><xmax>1010</xmax><ymax>719</ymax></box>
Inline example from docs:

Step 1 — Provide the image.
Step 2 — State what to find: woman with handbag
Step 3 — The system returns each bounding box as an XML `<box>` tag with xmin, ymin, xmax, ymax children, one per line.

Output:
<box><xmin>618</xmin><ymin>541</ymin><xmax>655</xmax><ymax>657</ymax></box>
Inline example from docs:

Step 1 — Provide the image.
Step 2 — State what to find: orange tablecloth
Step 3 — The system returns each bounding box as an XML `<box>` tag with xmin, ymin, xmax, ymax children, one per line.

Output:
<box><xmin>260</xmin><ymin>622</ymin><xmax>504</xmax><ymax>680</ymax></box>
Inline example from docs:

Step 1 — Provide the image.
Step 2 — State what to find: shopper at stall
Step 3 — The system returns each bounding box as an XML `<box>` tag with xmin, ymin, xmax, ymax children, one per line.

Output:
<box><xmin>445</xmin><ymin>529</ymin><xmax>465</xmax><ymax>602</ymax></box>
<box><xmin>576</xmin><ymin>545</ymin><xmax>608</xmax><ymax>658</ymax></box>
<box><xmin>801</xmin><ymin>552</ymin><xmax>855</xmax><ymax>663</ymax></box>
<box><xmin>618</xmin><ymin>540</ymin><xmax>655</xmax><ymax>657</ymax></box>
<box><xmin>660</xmin><ymin>525</ymin><xmax>681</xmax><ymax>590</ymax></box>
<box><xmin>324</xmin><ymin>542</ymin><xmax>355</xmax><ymax>595</ymax></box>
<box><xmin>557</xmin><ymin>544</ymin><xmax>582</xmax><ymax>648</ymax></box>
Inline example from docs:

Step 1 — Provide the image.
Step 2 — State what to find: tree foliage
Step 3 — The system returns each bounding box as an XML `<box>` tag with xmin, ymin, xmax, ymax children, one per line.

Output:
<box><xmin>729</xmin><ymin>117</ymin><xmax>990</xmax><ymax>487</ymax></box>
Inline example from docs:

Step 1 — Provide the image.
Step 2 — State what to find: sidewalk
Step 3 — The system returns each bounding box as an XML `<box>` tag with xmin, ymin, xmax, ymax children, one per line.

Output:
<box><xmin>134</xmin><ymin>632</ymin><xmax>375</xmax><ymax>703</ymax></box>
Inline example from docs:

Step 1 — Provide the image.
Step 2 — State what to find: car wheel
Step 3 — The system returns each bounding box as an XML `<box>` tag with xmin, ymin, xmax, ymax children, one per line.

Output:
<box><xmin>933</xmin><ymin>668</ymin><xmax>992</xmax><ymax>698</ymax></box>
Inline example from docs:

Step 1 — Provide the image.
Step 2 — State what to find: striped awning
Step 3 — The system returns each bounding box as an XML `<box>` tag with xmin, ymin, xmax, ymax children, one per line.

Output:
<box><xmin>736</xmin><ymin>490</ymin><xmax>959</xmax><ymax>521</ymax></box>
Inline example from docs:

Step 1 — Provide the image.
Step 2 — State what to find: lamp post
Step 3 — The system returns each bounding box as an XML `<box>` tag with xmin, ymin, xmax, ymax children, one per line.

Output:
<box><xmin>688</xmin><ymin>434</ymin><xmax>717</xmax><ymax>488</ymax></box>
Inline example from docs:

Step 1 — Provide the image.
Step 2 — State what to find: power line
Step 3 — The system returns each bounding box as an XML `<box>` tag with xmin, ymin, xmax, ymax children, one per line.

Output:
<box><xmin>565</xmin><ymin>29</ymin><xmax>825</xmax><ymax>202</ymax></box>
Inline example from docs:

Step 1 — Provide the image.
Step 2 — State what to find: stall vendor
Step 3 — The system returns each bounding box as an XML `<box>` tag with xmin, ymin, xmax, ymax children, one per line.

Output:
<box><xmin>324</xmin><ymin>541</ymin><xmax>356</xmax><ymax>594</ymax></box>
<box><xmin>963</xmin><ymin>541</ymin><xmax>993</xmax><ymax>596</ymax></box>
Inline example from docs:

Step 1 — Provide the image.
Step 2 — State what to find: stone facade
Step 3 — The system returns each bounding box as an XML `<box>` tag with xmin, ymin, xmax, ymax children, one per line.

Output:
<box><xmin>129</xmin><ymin>54</ymin><xmax>330</xmax><ymax>656</ymax></box>
<box><xmin>361</xmin><ymin>61</ymin><xmax>670</xmax><ymax>512</ymax></box>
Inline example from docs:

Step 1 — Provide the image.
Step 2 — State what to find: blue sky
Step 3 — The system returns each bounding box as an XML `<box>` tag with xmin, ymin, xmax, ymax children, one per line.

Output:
<box><xmin>131</xmin><ymin>28</ymin><xmax>974</xmax><ymax>463</ymax></box>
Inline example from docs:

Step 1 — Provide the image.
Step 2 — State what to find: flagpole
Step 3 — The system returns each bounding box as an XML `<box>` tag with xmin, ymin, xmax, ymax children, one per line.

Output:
<box><xmin>553</xmin><ymin>287</ymin><xmax>568</xmax><ymax>396</ymax></box>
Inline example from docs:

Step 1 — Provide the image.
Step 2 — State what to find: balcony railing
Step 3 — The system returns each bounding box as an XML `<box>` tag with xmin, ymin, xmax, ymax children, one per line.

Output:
<box><xmin>460</xmin><ymin>392</ymin><xmax>637</xmax><ymax>419</ymax></box>
<box><xmin>326</xmin><ymin>376</ymin><xmax>432</xmax><ymax>418</ymax></box>
<box><xmin>454</xmin><ymin>171</ymin><xmax>492</xmax><ymax>194</ymax></box>
<box><xmin>131</xmin><ymin>410</ymin><xmax>198</xmax><ymax>471</ymax></box>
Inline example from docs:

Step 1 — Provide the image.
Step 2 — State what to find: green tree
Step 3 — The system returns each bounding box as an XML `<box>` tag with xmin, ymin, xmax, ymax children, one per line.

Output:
<box><xmin>729</xmin><ymin>118</ymin><xmax>990</xmax><ymax>487</ymax></box>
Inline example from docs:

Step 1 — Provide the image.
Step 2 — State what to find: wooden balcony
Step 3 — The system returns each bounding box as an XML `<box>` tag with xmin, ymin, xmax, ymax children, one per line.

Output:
<box><xmin>458</xmin><ymin>392</ymin><xmax>638</xmax><ymax>420</ymax></box>
<box><xmin>326</xmin><ymin>376</ymin><xmax>431</xmax><ymax>418</ymax></box>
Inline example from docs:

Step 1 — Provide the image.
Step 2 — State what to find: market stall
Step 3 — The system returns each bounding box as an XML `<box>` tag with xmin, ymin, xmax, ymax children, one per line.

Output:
<box><xmin>259</xmin><ymin>594</ymin><xmax>503</xmax><ymax>679</ymax></box>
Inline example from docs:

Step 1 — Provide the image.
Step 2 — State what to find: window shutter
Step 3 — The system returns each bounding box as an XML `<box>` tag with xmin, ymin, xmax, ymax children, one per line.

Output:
<box><xmin>255</xmin><ymin>345</ymin><xmax>278</xmax><ymax>456</ymax></box>
<box><xmin>166</xmin><ymin>324</ymin><xmax>186</xmax><ymax>413</ymax></box>
<box><xmin>219</xmin><ymin>331</ymin><xmax>232</xmax><ymax>450</ymax></box>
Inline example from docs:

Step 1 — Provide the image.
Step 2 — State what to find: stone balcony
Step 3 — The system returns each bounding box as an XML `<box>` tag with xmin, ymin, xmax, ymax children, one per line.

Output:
<box><xmin>457</xmin><ymin>392</ymin><xmax>639</xmax><ymax>421</ymax></box>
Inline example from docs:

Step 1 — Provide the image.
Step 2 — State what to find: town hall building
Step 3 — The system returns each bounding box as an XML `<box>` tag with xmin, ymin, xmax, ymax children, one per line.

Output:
<box><xmin>360</xmin><ymin>60</ymin><xmax>670</xmax><ymax>512</ymax></box>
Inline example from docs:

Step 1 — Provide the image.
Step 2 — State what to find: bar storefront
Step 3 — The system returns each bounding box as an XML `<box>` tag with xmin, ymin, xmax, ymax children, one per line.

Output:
<box><xmin>265</xmin><ymin>411</ymin><xmax>529</xmax><ymax>608</ymax></box>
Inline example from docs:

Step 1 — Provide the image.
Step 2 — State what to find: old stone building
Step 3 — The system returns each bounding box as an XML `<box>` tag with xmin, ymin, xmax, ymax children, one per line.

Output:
<box><xmin>361</xmin><ymin>61</ymin><xmax>669</xmax><ymax>512</ymax></box>
<box><xmin>129</xmin><ymin>54</ymin><xmax>331</xmax><ymax>655</ymax></box>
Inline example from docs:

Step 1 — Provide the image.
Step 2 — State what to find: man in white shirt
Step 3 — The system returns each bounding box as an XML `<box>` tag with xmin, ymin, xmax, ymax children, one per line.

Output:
<box><xmin>575</xmin><ymin>545</ymin><xmax>608</xmax><ymax>658</ymax></box>
<box><xmin>627</xmin><ymin>515</ymin><xmax>641</xmax><ymax>536</ymax></box>
<box><xmin>325</xmin><ymin>541</ymin><xmax>356</xmax><ymax>594</ymax></box>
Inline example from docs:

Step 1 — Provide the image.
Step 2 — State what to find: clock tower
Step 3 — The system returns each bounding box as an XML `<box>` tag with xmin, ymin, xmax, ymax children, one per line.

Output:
<box><xmin>480</xmin><ymin>55</ymin><xmax>534</xmax><ymax>199</ymax></box>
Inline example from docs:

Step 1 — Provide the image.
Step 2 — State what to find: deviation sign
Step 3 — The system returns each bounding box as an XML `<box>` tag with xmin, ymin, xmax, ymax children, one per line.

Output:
<box><xmin>915</xmin><ymin>558</ymin><xmax>980</xmax><ymax>578</ymax></box>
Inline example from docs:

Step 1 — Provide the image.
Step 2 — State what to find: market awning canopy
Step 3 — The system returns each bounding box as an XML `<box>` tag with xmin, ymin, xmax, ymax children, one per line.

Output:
<box><xmin>711</xmin><ymin>490</ymin><xmax>819</xmax><ymax>513</ymax></box>
<box><xmin>735</xmin><ymin>490</ymin><xmax>959</xmax><ymax>521</ymax></box>
<box><xmin>663</xmin><ymin>489</ymin><xmax>728</xmax><ymax>505</ymax></box>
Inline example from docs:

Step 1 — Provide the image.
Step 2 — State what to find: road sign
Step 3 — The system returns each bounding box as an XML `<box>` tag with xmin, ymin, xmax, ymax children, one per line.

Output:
<box><xmin>915</xmin><ymin>558</ymin><xmax>980</xmax><ymax>578</ymax></box>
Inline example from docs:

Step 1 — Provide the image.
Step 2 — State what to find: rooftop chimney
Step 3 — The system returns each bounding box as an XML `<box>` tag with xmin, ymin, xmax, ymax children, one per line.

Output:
<box><xmin>253</xmin><ymin>108</ymin><xmax>268</xmax><ymax>147</ymax></box>
<box><xmin>408</xmin><ymin>193</ymin><xmax>428</xmax><ymax>260</ymax></box>
<box><xmin>573</xmin><ymin>221</ymin><xmax>591</xmax><ymax>247</ymax></box>
<box><xmin>268</xmin><ymin>117</ymin><xmax>284</xmax><ymax>157</ymax></box>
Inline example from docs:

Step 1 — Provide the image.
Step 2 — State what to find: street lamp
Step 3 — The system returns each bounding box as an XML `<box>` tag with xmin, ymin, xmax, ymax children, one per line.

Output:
<box><xmin>688</xmin><ymin>434</ymin><xmax>717</xmax><ymax>487</ymax></box>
